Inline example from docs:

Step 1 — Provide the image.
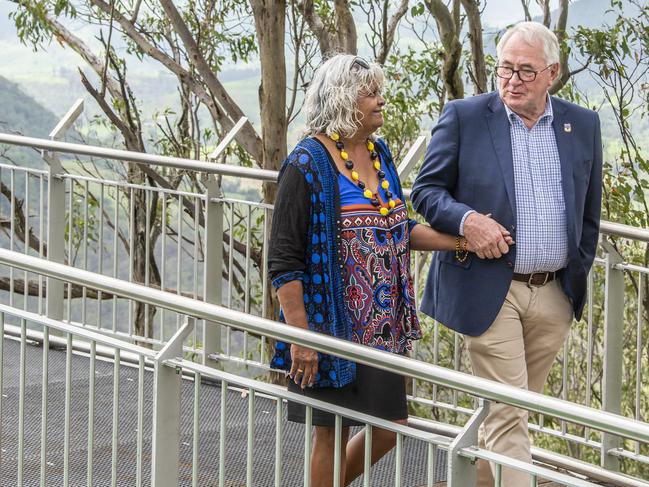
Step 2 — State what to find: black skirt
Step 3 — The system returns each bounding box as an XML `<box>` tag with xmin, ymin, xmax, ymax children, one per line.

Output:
<box><xmin>286</xmin><ymin>363</ymin><xmax>408</xmax><ymax>427</ymax></box>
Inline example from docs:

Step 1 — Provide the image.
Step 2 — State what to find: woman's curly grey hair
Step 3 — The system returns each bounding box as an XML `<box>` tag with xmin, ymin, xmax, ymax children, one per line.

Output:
<box><xmin>303</xmin><ymin>54</ymin><xmax>385</xmax><ymax>139</ymax></box>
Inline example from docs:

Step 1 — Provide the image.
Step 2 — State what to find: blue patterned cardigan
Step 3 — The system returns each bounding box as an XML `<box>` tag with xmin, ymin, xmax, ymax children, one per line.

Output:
<box><xmin>270</xmin><ymin>137</ymin><xmax>416</xmax><ymax>388</ymax></box>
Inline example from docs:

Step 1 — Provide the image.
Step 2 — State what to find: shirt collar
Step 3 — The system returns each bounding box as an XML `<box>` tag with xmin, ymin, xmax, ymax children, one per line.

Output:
<box><xmin>504</xmin><ymin>93</ymin><xmax>553</xmax><ymax>125</ymax></box>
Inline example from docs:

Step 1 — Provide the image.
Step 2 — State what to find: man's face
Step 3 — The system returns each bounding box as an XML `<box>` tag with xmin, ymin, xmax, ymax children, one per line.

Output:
<box><xmin>497</xmin><ymin>33</ymin><xmax>559</xmax><ymax>118</ymax></box>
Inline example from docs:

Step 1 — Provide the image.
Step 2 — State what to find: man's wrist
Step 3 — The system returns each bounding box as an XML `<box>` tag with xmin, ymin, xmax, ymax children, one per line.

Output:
<box><xmin>459</xmin><ymin>210</ymin><xmax>476</xmax><ymax>236</ymax></box>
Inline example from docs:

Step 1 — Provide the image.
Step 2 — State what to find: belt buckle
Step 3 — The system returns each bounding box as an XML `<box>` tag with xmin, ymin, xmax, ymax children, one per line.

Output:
<box><xmin>527</xmin><ymin>272</ymin><xmax>550</xmax><ymax>287</ymax></box>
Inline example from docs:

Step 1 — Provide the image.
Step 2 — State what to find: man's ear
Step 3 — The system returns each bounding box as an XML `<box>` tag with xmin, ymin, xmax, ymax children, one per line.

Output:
<box><xmin>549</xmin><ymin>62</ymin><xmax>560</xmax><ymax>82</ymax></box>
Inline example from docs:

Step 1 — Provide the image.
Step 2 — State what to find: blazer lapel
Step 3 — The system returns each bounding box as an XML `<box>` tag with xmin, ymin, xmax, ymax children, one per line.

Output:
<box><xmin>551</xmin><ymin>98</ymin><xmax>577</xmax><ymax>243</ymax></box>
<box><xmin>485</xmin><ymin>94</ymin><xmax>516</xmax><ymax>217</ymax></box>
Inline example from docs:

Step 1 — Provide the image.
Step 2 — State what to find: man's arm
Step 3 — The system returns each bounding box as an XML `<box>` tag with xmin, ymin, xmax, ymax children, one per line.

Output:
<box><xmin>411</xmin><ymin>102</ymin><xmax>473</xmax><ymax>235</ymax></box>
<box><xmin>412</xmin><ymin>102</ymin><xmax>510</xmax><ymax>259</ymax></box>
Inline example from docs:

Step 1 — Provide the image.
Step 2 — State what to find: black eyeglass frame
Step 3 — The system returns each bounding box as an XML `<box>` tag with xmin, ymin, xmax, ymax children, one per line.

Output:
<box><xmin>495</xmin><ymin>64</ymin><xmax>554</xmax><ymax>82</ymax></box>
<box><xmin>351</xmin><ymin>57</ymin><xmax>371</xmax><ymax>70</ymax></box>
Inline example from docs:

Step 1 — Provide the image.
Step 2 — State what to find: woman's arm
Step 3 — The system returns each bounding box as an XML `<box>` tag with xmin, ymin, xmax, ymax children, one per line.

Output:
<box><xmin>276</xmin><ymin>280</ymin><xmax>318</xmax><ymax>389</ymax></box>
<box><xmin>409</xmin><ymin>223</ymin><xmax>463</xmax><ymax>251</ymax></box>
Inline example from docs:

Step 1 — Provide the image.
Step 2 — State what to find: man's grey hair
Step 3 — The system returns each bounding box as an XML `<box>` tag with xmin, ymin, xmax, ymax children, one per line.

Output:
<box><xmin>497</xmin><ymin>21</ymin><xmax>560</xmax><ymax>67</ymax></box>
<box><xmin>303</xmin><ymin>54</ymin><xmax>385</xmax><ymax>139</ymax></box>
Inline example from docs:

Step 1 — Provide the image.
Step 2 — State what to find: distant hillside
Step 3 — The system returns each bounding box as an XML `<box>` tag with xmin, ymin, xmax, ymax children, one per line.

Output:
<box><xmin>0</xmin><ymin>75</ymin><xmax>58</xmax><ymax>137</ymax></box>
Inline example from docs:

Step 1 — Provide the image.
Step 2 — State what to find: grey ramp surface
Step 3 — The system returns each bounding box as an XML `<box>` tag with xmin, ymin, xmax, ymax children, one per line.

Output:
<box><xmin>1</xmin><ymin>338</ymin><xmax>447</xmax><ymax>485</ymax></box>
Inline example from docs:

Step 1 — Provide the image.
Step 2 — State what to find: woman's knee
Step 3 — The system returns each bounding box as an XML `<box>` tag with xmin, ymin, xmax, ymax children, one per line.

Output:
<box><xmin>313</xmin><ymin>426</ymin><xmax>349</xmax><ymax>448</ymax></box>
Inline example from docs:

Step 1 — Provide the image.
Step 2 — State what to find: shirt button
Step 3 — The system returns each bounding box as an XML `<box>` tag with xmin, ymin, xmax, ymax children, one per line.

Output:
<box><xmin>507</xmin><ymin>262</ymin><xmax>513</xmax><ymax>268</ymax></box>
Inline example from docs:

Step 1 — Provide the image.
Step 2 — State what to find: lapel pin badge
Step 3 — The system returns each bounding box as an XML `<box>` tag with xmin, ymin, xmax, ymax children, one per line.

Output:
<box><xmin>564</xmin><ymin>123</ymin><xmax>572</xmax><ymax>133</ymax></box>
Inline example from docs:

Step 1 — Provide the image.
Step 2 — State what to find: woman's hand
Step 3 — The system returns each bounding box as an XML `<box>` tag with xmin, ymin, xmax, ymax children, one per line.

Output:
<box><xmin>290</xmin><ymin>344</ymin><xmax>319</xmax><ymax>389</ymax></box>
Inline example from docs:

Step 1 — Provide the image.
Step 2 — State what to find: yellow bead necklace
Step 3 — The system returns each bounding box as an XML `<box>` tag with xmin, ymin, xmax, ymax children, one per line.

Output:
<box><xmin>329</xmin><ymin>132</ymin><xmax>395</xmax><ymax>216</ymax></box>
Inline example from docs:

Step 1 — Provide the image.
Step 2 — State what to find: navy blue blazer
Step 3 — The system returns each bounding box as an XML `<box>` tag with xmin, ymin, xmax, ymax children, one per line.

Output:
<box><xmin>411</xmin><ymin>92</ymin><xmax>602</xmax><ymax>336</ymax></box>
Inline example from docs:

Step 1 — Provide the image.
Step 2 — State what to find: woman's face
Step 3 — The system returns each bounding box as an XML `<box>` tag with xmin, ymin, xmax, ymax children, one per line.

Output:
<box><xmin>356</xmin><ymin>85</ymin><xmax>385</xmax><ymax>134</ymax></box>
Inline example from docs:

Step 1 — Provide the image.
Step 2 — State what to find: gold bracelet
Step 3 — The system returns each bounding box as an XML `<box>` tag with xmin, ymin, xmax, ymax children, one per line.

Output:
<box><xmin>455</xmin><ymin>236</ymin><xmax>469</xmax><ymax>263</ymax></box>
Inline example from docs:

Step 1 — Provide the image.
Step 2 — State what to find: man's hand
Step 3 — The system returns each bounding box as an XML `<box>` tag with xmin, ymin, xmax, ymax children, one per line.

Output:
<box><xmin>463</xmin><ymin>213</ymin><xmax>512</xmax><ymax>259</ymax></box>
<box><xmin>290</xmin><ymin>344</ymin><xmax>318</xmax><ymax>389</ymax></box>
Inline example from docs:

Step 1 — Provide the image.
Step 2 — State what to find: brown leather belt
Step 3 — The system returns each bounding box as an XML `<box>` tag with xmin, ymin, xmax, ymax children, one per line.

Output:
<box><xmin>512</xmin><ymin>271</ymin><xmax>556</xmax><ymax>287</ymax></box>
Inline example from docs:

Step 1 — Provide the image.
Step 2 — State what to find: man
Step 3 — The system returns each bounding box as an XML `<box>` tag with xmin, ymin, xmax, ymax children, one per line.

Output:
<box><xmin>411</xmin><ymin>22</ymin><xmax>602</xmax><ymax>486</ymax></box>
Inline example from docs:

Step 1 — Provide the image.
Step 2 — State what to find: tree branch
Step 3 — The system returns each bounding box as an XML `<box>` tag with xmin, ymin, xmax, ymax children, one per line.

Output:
<box><xmin>377</xmin><ymin>0</ymin><xmax>409</xmax><ymax>65</ymax></box>
<box><xmin>461</xmin><ymin>0</ymin><xmax>487</xmax><ymax>94</ymax></box>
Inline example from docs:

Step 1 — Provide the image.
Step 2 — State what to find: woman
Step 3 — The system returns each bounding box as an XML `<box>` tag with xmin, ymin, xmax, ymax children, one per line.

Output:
<box><xmin>268</xmin><ymin>54</ymin><xmax>511</xmax><ymax>486</ymax></box>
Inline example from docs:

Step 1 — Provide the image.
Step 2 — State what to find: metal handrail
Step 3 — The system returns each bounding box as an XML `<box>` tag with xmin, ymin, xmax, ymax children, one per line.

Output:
<box><xmin>2</xmin><ymin>132</ymin><xmax>648</xmax><ymax>243</ymax></box>
<box><xmin>0</xmin><ymin>132</ymin><xmax>277</xmax><ymax>182</ymax></box>
<box><xmin>0</xmin><ymin>248</ymin><xmax>647</xmax><ymax>445</ymax></box>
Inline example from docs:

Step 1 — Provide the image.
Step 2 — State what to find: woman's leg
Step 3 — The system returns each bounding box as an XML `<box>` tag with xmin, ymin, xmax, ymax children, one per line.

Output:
<box><xmin>343</xmin><ymin>419</ymin><xmax>407</xmax><ymax>485</ymax></box>
<box><xmin>311</xmin><ymin>425</ymin><xmax>350</xmax><ymax>487</ymax></box>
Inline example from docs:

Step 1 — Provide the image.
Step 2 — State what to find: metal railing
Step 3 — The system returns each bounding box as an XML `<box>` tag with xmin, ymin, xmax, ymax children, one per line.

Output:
<box><xmin>1</xmin><ymin>112</ymin><xmax>648</xmax><ymax>483</ymax></box>
<box><xmin>0</xmin><ymin>247</ymin><xmax>648</xmax><ymax>486</ymax></box>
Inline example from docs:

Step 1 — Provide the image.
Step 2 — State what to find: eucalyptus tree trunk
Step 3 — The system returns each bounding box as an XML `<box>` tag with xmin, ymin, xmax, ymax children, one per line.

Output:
<box><xmin>250</xmin><ymin>0</ymin><xmax>288</xmax><ymax>323</ymax></box>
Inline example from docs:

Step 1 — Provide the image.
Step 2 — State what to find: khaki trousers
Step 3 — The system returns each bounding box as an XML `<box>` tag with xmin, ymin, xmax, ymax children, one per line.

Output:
<box><xmin>464</xmin><ymin>279</ymin><xmax>573</xmax><ymax>487</ymax></box>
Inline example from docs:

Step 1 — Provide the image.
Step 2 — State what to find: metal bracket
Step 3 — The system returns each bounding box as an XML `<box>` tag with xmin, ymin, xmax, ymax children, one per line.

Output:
<box><xmin>447</xmin><ymin>399</ymin><xmax>489</xmax><ymax>487</ymax></box>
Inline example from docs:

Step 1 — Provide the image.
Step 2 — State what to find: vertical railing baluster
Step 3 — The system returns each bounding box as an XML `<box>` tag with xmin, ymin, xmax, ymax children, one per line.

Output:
<box><xmin>192</xmin><ymin>372</ymin><xmax>201</xmax><ymax>487</ymax></box>
<box><xmin>274</xmin><ymin>397</ymin><xmax>284</xmax><ymax>486</ymax></box>
<box><xmin>82</xmin><ymin>179</ymin><xmax>89</xmax><ymax>326</ymax></box>
<box><xmin>87</xmin><ymin>340</ymin><xmax>96</xmax><ymax>487</ymax></box>
<box><xmin>192</xmin><ymin>198</ymin><xmax>199</xmax><ymax>351</ymax></box>
<box><xmin>66</xmin><ymin>181</ymin><xmax>73</xmax><ymax>321</ymax></box>
<box><xmin>219</xmin><ymin>380</ymin><xmax>228</xmax><ymax>487</ymax></box>
<box><xmin>40</xmin><ymin>324</ymin><xmax>49</xmax><ymax>487</ymax></box>
<box><xmin>128</xmin><ymin>188</ymin><xmax>135</xmax><ymax>337</ymax></box>
<box><xmin>452</xmin><ymin>333</ymin><xmax>460</xmax><ymax>407</ymax></box>
<box><xmin>98</xmin><ymin>183</ymin><xmax>104</xmax><ymax>330</ymax></box>
<box><xmin>246</xmin><ymin>388</ymin><xmax>255</xmax><ymax>486</ymax></box>
<box><xmin>244</xmin><ymin>205</ymin><xmax>252</xmax><ymax>314</ymax></box>
<box><xmin>333</xmin><ymin>414</ymin><xmax>342</xmax><ymax>487</ymax></box>
<box><xmin>426</xmin><ymin>443</ymin><xmax>435</xmax><ymax>487</ymax></box>
<box><xmin>600</xmin><ymin>240</ymin><xmax>624</xmax><ymax>471</ymax></box>
<box><xmin>304</xmin><ymin>406</ymin><xmax>313</xmax><ymax>486</ymax></box>
<box><xmin>136</xmin><ymin>355</ymin><xmax>145</xmax><ymax>487</ymax></box>
<box><xmin>63</xmin><ymin>332</ymin><xmax>73</xmax><ymax>487</ymax></box>
<box><xmin>18</xmin><ymin>318</ymin><xmax>26</xmax><ymax>485</ymax></box>
<box><xmin>634</xmin><ymin>272</ymin><xmax>643</xmax><ymax>454</ymax></box>
<box><xmin>112</xmin><ymin>349</ymin><xmax>121</xmax><ymax>487</ymax></box>
<box><xmin>38</xmin><ymin>175</ymin><xmax>45</xmax><ymax>314</ymax></box>
<box><xmin>112</xmin><ymin>186</ymin><xmax>119</xmax><ymax>334</ymax></box>
<box><xmin>203</xmin><ymin>176</ymin><xmax>223</xmax><ymax>367</ymax></box>
<box><xmin>227</xmin><ymin>201</ymin><xmax>234</xmax><ymax>309</ymax></box>
<box><xmin>261</xmin><ymin>206</ymin><xmax>270</xmax><ymax>319</ymax></box>
<box><xmin>584</xmin><ymin>269</ymin><xmax>594</xmax><ymax>442</ymax></box>
<box><xmin>145</xmin><ymin>189</ymin><xmax>152</xmax><ymax>340</ymax></box>
<box><xmin>23</xmin><ymin>172</ymin><xmax>29</xmax><ymax>309</ymax></box>
<box><xmin>160</xmin><ymin>192</ymin><xmax>167</xmax><ymax>344</ymax></box>
<box><xmin>394</xmin><ymin>432</ymin><xmax>403</xmax><ymax>487</ymax></box>
<box><xmin>9</xmin><ymin>169</ymin><xmax>15</xmax><ymax>307</ymax></box>
<box><xmin>46</xmin><ymin>98</ymin><xmax>84</xmax><ymax>320</ymax></box>
<box><xmin>432</xmin><ymin>322</ymin><xmax>439</xmax><ymax>403</ymax></box>
<box><xmin>363</xmin><ymin>424</ymin><xmax>372</xmax><ymax>487</ymax></box>
<box><xmin>176</xmin><ymin>195</ymin><xmax>183</xmax><ymax>333</ymax></box>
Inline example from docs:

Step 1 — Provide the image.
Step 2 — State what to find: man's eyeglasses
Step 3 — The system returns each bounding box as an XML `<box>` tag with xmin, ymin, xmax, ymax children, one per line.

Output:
<box><xmin>351</xmin><ymin>57</ymin><xmax>370</xmax><ymax>70</ymax></box>
<box><xmin>495</xmin><ymin>64</ymin><xmax>552</xmax><ymax>82</ymax></box>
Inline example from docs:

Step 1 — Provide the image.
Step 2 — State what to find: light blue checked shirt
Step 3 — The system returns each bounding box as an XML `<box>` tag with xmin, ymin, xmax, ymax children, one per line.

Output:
<box><xmin>505</xmin><ymin>97</ymin><xmax>569</xmax><ymax>273</ymax></box>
